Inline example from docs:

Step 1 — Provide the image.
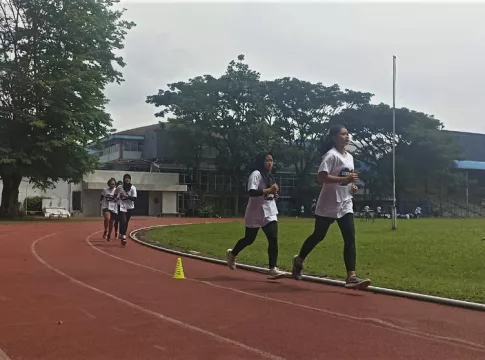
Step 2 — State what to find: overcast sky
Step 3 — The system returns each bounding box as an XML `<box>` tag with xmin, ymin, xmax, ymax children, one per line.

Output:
<box><xmin>105</xmin><ymin>1</ymin><xmax>485</xmax><ymax>134</ymax></box>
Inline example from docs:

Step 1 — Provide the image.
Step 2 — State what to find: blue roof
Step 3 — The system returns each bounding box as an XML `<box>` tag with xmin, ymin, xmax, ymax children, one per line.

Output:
<box><xmin>452</xmin><ymin>160</ymin><xmax>485</xmax><ymax>171</ymax></box>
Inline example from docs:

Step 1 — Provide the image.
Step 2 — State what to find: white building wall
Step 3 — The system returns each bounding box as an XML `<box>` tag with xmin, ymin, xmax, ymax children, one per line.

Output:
<box><xmin>0</xmin><ymin>178</ymin><xmax>81</xmax><ymax>212</ymax></box>
<box><xmin>162</xmin><ymin>192</ymin><xmax>177</xmax><ymax>214</ymax></box>
<box><xmin>82</xmin><ymin>190</ymin><xmax>102</xmax><ymax>217</ymax></box>
<box><xmin>1</xmin><ymin>170</ymin><xmax>186</xmax><ymax>217</ymax></box>
<box><xmin>148</xmin><ymin>191</ymin><xmax>162</xmax><ymax>216</ymax></box>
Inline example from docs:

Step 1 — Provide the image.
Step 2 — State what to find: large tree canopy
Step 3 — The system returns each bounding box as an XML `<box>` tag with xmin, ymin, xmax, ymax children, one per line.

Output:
<box><xmin>147</xmin><ymin>54</ymin><xmax>464</xmax><ymax>215</ymax></box>
<box><xmin>333</xmin><ymin>104</ymin><xmax>463</xmax><ymax>202</ymax></box>
<box><xmin>0</xmin><ymin>0</ymin><xmax>135</xmax><ymax>216</ymax></box>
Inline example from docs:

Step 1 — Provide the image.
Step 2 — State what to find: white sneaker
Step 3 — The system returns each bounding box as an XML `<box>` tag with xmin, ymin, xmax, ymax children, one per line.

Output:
<box><xmin>226</xmin><ymin>249</ymin><xmax>236</xmax><ymax>270</ymax></box>
<box><xmin>267</xmin><ymin>267</ymin><xmax>285</xmax><ymax>280</ymax></box>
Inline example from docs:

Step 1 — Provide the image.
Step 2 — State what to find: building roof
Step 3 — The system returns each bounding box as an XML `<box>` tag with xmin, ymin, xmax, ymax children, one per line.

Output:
<box><xmin>452</xmin><ymin>160</ymin><xmax>485</xmax><ymax>171</ymax></box>
<box><xmin>114</xmin><ymin>123</ymin><xmax>161</xmax><ymax>136</ymax></box>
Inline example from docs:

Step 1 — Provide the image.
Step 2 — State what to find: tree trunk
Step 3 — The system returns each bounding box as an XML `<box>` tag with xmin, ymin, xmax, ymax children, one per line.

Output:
<box><xmin>0</xmin><ymin>173</ymin><xmax>22</xmax><ymax>218</ymax></box>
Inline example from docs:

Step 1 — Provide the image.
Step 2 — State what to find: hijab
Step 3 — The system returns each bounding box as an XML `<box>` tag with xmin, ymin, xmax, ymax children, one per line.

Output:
<box><xmin>251</xmin><ymin>152</ymin><xmax>275</xmax><ymax>188</ymax></box>
<box><xmin>122</xmin><ymin>174</ymin><xmax>132</xmax><ymax>192</ymax></box>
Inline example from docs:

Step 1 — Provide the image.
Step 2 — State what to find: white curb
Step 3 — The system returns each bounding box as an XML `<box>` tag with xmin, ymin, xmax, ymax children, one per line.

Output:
<box><xmin>129</xmin><ymin>224</ymin><xmax>485</xmax><ymax>312</ymax></box>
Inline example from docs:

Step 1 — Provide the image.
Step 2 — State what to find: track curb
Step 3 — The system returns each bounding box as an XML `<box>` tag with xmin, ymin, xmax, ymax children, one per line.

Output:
<box><xmin>129</xmin><ymin>223</ymin><xmax>485</xmax><ymax>312</ymax></box>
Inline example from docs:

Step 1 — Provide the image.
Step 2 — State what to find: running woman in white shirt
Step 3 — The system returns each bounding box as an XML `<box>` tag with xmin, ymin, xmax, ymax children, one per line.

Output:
<box><xmin>291</xmin><ymin>125</ymin><xmax>371</xmax><ymax>289</ymax></box>
<box><xmin>100</xmin><ymin>178</ymin><xmax>117</xmax><ymax>239</ymax></box>
<box><xmin>111</xmin><ymin>181</ymin><xmax>123</xmax><ymax>239</ymax></box>
<box><xmin>118</xmin><ymin>173</ymin><xmax>137</xmax><ymax>246</ymax></box>
<box><xmin>226</xmin><ymin>152</ymin><xmax>285</xmax><ymax>280</ymax></box>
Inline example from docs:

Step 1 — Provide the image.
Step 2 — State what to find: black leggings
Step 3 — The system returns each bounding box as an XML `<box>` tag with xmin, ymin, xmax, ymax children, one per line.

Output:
<box><xmin>231</xmin><ymin>221</ymin><xmax>278</xmax><ymax>269</ymax></box>
<box><xmin>119</xmin><ymin>210</ymin><xmax>133</xmax><ymax>236</ymax></box>
<box><xmin>298</xmin><ymin>213</ymin><xmax>356</xmax><ymax>272</ymax></box>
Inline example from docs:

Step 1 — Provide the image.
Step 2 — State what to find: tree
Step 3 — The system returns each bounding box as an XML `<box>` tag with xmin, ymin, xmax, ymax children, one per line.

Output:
<box><xmin>146</xmin><ymin>74</ymin><xmax>217</xmax><ymax>188</ymax></box>
<box><xmin>0</xmin><ymin>0</ymin><xmax>135</xmax><ymax>216</ymax></box>
<box><xmin>333</xmin><ymin>103</ymin><xmax>462</xmax><ymax>205</ymax></box>
<box><xmin>147</xmin><ymin>55</ymin><xmax>274</xmax><ymax>215</ymax></box>
<box><xmin>267</xmin><ymin>77</ymin><xmax>372</xmax><ymax>205</ymax></box>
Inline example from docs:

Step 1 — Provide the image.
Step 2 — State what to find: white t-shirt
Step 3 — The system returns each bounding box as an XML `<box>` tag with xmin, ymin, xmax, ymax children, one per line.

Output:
<box><xmin>244</xmin><ymin>170</ymin><xmax>278</xmax><ymax>228</ymax></box>
<box><xmin>119</xmin><ymin>185</ymin><xmax>137</xmax><ymax>212</ymax></box>
<box><xmin>101</xmin><ymin>187</ymin><xmax>117</xmax><ymax>212</ymax></box>
<box><xmin>314</xmin><ymin>148</ymin><xmax>355</xmax><ymax>219</ymax></box>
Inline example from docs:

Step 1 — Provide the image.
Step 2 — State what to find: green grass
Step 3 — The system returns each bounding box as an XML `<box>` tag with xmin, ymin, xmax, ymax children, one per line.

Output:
<box><xmin>147</xmin><ymin>218</ymin><xmax>485</xmax><ymax>303</ymax></box>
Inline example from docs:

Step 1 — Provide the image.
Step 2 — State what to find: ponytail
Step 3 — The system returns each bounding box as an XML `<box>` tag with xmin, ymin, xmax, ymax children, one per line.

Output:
<box><xmin>318</xmin><ymin>139</ymin><xmax>334</xmax><ymax>155</ymax></box>
<box><xmin>318</xmin><ymin>124</ymin><xmax>346</xmax><ymax>155</ymax></box>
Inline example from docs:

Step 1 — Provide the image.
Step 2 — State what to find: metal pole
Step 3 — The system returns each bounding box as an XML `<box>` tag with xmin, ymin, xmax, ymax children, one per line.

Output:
<box><xmin>392</xmin><ymin>55</ymin><xmax>397</xmax><ymax>230</ymax></box>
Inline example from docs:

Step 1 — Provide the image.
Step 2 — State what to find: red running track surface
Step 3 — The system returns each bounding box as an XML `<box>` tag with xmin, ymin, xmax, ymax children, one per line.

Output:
<box><xmin>0</xmin><ymin>218</ymin><xmax>484</xmax><ymax>360</ymax></box>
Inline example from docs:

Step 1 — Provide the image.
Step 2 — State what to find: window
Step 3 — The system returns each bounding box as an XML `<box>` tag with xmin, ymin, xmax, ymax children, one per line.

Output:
<box><xmin>123</xmin><ymin>140</ymin><xmax>139</xmax><ymax>152</ymax></box>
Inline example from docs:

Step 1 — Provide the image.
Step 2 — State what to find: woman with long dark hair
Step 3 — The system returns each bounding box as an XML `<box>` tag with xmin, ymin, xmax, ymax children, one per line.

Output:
<box><xmin>118</xmin><ymin>174</ymin><xmax>137</xmax><ymax>246</ymax></box>
<box><xmin>226</xmin><ymin>152</ymin><xmax>284</xmax><ymax>280</ymax></box>
<box><xmin>291</xmin><ymin>125</ymin><xmax>371</xmax><ymax>289</ymax></box>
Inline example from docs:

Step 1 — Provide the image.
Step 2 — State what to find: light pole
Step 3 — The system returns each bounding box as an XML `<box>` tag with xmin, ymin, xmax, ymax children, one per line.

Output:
<box><xmin>391</xmin><ymin>55</ymin><xmax>397</xmax><ymax>230</ymax></box>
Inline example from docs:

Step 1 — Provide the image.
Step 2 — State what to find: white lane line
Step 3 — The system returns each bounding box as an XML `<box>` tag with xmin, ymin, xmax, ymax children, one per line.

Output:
<box><xmin>85</xmin><ymin>231</ymin><xmax>485</xmax><ymax>353</ymax></box>
<box><xmin>31</xmin><ymin>232</ymin><xmax>285</xmax><ymax>360</ymax></box>
<box><xmin>0</xmin><ymin>348</ymin><xmax>12</xmax><ymax>360</ymax></box>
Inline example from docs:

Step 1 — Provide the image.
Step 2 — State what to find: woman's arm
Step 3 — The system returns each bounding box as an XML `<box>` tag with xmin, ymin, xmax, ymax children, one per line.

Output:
<box><xmin>318</xmin><ymin>171</ymin><xmax>358</xmax><ymax>184</ymax></box>
<box><xmin>247</xmin><ymin>171</ymin><xmax>278</xmax><ymax>197</ymax></box>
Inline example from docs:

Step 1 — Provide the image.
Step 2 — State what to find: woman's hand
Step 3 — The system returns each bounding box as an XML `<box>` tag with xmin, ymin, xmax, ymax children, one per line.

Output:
<box><xmin>275</xmin><ymin>193</ymin><xmax>279</xmax><ymax>201</ymax></box>
<box><xmin>270</xmin><ymin>183</ymin><xmax>279</xmax><ymax>194</ymax></box>
<box><xmin>344</xmin><ymin>172</ymin><xmax>359</xmax><ymax>185</ymax></box>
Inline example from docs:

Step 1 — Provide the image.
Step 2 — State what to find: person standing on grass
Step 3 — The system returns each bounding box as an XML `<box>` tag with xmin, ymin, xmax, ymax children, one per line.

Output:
<box><xmin>291</xmin><ymin>125</ymin><xmax>371</xmax><ymax>289</ymax></box>
<box><xmin>226</xmin><ymin>152</ymin><xmax>285</xmax><ymax>280</ymax></box>
<box><xmin>100</xmin><ymin>178</ymin><xmax>117</xmax><ymax>239</ymax></box>
<box><xmin>118</xmin><ymin>174</ymin><xmax>137</xmax><ymax>246</ymax></box>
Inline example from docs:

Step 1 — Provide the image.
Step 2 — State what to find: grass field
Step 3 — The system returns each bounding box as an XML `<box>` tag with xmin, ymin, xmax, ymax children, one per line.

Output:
<box><xmin>147</xmin><ymin>218</ymin><xmax>485</xmax><ymax>303</ymax></box>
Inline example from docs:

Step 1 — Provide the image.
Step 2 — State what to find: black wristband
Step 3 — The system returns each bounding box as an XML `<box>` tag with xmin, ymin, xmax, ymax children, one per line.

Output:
<box><xmin>248</xmin><ymin>189</ymin><xmax>264</xmax><ymax>197</ymax></box>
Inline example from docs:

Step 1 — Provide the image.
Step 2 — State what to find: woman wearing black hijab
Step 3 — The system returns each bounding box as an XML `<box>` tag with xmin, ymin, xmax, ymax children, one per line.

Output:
<box><xmin>118</xmin><ymin>173</ymin><xmax>137</xmax><ymax>246</ymax></box>
<box><xmin>226</xmin><ymin>152</ymin><xmax>284</xmax><ymax>279</ymax></box>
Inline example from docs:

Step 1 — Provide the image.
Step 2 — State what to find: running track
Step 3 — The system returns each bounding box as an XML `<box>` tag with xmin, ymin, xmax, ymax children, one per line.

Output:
<box><xmin>1</xmin><ymin>218</ymin><xmax>484</xmax><ymax>360</ymax></box>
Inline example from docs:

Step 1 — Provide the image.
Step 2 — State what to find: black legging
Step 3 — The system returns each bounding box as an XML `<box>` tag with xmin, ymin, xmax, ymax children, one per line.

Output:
<box><xmin>231</xmin><ymin>221</ymin><xmax>278</xmax><ymax>269</ymax></box>
<box><xmin>119</xmin><ymin>209</ymin><xmax>133</xmax><ymax>236</ymax></box>
<box><xmin>298</xmin><ymin>213</ymin><xmax>356</xmax><ymax>272</ymax></box>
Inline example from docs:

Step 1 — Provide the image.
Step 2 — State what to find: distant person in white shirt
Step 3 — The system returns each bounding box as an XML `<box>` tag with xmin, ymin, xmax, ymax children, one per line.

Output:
<box><xmin>99</xmin><ymin>178</ymin><xmax>117</xmax><ymax>239</ymax></box>
<box><xmin>415</xmin><ymin>206</ymin><xmax>421</xmax><ymax>219</ymax></box>
<box><xmin>226</xmin><ymin>152</ymin><xmax>284</xmax><ymax>280</ymax></box>
<box><xmin>111</xmin><ymin>180</ymin><xmax>123</xmax><ymax>238</ymax></box>
<box><xmin>291</xmin><ymin>125</ymin><xmax>371</xmax><ymax>290</ymax></box>
<box><xmin>118</xmin><ymin>173</ymin><xmax>137</xmax><ymax>246</ymax></box>
<box><xmin>376</xmin><ymin>206</ymin><xmax>382</xmax><ymax>218</ymax></box>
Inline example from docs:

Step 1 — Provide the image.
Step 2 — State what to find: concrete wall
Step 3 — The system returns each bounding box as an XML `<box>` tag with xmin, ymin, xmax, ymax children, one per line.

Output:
<box><xmin>82</xmin><ymin>190</ymin><xmax>102</xmax><ymax>217</ymax></box>
<box><xmin>148</xmin><ymin>191</ymin><xmax>162</xmax><ymax>216</ymax></box>
<box><xmin>123</xmin><ymin>151</ymin><xmax>142</xmax><ymax>160</ymax></box>
<box><xmin>0</xmin><ymin>178</ymin><xmax>82</xmax><ymax>212</ymax></box>
<box><xmin>82</xmin><ymin>170</ymin><xmax>187</xmax><ymax>192</ymax></box>
<box><xmin>162</xmin><ymin>192</ymin><xmax>177</xmax><ymax>214</ymax></box>
<box><xmin>0</xmin><ymin>170</ymin><xmax>185</xmax><ymax>217</ymax></box>
<box><xmin>143</xmin><ymin>127</ymin><xmax>158</xmax><ymax>159</ymax></box>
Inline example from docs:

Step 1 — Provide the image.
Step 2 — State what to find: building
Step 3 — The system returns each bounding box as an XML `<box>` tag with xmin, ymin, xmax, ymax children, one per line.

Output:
<box><xmin>86</xmin><ymin>123</ymin><xmax>367</xmax><ymax>216</ymax></box>
<box><xmin>447</xmin><ymin>130</ymin><xmax>485</xmax><ymax>207</ymax></box>
<box><xmin>3</xmin><ymin>124</ymin><xmax>483</xmax><ymax>218</ymax></box>
<box><xmin>0</xmin><ymin>170</ymin><xmax>187</xmax><ymax>217</ymax></box>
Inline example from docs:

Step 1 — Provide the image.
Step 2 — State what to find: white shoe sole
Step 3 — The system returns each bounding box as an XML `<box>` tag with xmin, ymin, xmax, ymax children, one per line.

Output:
<box><xmin>345</xmin><ymin>279</ymin><xmax>371</xmax><ymax>290</ymax></box>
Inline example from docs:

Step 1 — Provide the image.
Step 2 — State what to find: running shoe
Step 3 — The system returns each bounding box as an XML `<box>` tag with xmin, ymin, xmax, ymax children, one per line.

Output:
<box><xmin>345</xmin><ymin>275</ymin><xmax>371</xmax><ymax>290</ymax></box>
<box><xmin>226</xmin><ymin>249</ymin><xmax>236</xmax><ymax>270</ymax></box>
<box><xmin>291</xmin><ymin>255</ymin><xmax>303</xmax><ymax>280</ymax></box>
<box><xmin>267</xmin><ymin>267</ymin><xmax>285</xmax><ymax>280</ymax></box>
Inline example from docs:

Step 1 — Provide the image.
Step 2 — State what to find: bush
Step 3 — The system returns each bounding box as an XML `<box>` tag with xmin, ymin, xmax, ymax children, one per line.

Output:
<box><xmin>196</xmin><ymin>203</ymin><xmax>215</xmax><ymax>218</ymax></box>
<box><xmin>24</xmin><ymin>196</ymin><xmax>48</xmax><ymax>212</ymax></box>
